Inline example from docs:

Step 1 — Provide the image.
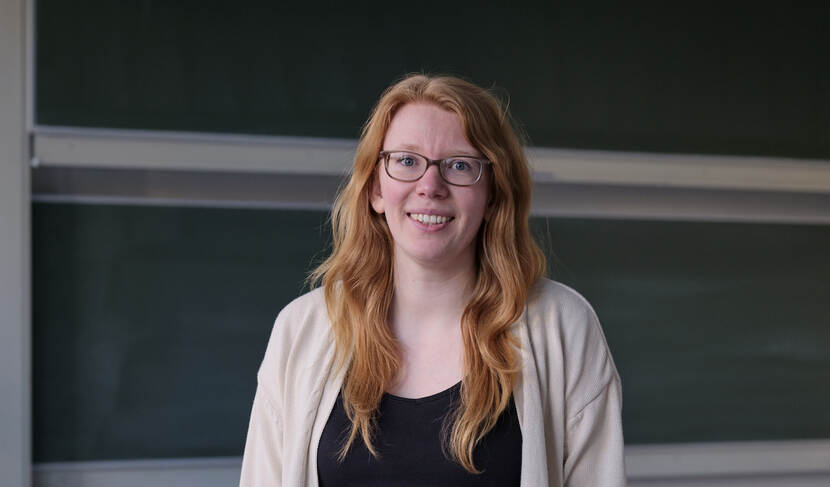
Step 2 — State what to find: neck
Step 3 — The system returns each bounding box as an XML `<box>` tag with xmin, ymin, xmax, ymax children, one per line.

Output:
<box><xmin>390</xmin><ymin>252</ymin><xmax>477</xmax><ymax>338</ymax></box>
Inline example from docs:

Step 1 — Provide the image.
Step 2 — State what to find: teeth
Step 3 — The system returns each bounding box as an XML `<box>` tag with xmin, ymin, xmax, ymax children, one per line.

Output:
<box><xmin>409</xmin><ymin>213</ymin><xmax>452</xmax><ymax>225</ymax></box>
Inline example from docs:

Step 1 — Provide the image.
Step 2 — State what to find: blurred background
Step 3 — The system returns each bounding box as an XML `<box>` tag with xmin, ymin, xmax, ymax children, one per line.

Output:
<box><xmin>2</xmin><ymin>1</ymin><xmax>829</xmax><ymax>486</ymax></box>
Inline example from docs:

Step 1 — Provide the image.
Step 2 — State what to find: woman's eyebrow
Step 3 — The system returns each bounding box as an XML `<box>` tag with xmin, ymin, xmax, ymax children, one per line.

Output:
<box><xmin>395</xmin><ymin>143</ymin><xmax>480</xmax><ymax>158</ymax></box>
<box><xmin>397</xmin><ymin>143</ymin><xmax>423</xmax><ymax>152</ymax></box>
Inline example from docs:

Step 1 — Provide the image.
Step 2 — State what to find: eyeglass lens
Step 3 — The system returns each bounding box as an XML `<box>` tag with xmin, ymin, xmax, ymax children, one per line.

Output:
<box><xmin>384</xmin><ymin>152</ymin><xmax>482</xmax><ymax>186</ymax></box>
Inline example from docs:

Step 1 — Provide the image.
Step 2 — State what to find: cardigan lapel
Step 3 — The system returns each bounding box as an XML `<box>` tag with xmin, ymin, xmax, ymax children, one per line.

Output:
<box><xmin>304</xmin><ymin>333</ymin><xmax>348</xmax><ymax>487</ymax></box>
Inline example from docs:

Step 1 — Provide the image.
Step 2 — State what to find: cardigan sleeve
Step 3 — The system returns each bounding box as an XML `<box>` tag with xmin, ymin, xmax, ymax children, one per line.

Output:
<box><xmin>547</xmin><ymin>280</ymin><xmax>626</xmax><ymax>486</ymax></box>
<box><xmin>239</xmin><ymin>385</ymin><xmax>284</xmax><ymax>486</ymax></box>
<box><xmin>563</xmin><ymin>377</ymin><xmax>626</xmax><ymax>486</ymax></box>
<box><xmin>238</xmin><ymin>288</ymin><xmax>334</xmax><ymax>486</ymax></box>
<box><xmin>239</xmin><ymin>302</ymin><xmax>295</xmax><ymax>487</ymax></box>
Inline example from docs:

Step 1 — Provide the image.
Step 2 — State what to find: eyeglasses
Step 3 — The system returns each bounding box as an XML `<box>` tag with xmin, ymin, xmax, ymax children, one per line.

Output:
<box><xmin>379</xmin><ymin>150</ymin><xmax>490</xmax><ymax>186</ymax></box>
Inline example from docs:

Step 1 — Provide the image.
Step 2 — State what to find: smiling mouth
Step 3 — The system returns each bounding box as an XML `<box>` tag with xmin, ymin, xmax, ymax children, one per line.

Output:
<box><xmin>407</xmin><ymin>213</ymin><xmax>454</xmax><ymax>225</ymax></box>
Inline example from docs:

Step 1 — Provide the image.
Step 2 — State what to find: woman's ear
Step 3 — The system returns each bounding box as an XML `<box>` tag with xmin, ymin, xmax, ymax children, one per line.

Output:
<box><xmin>369</xmin><ymin>171</ymin><xmax>385</xmax><ymax>214</ymax></box>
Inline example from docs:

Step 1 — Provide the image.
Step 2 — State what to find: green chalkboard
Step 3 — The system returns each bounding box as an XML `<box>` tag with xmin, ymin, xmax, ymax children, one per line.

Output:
<box><xmin>534</xmin><ymin>218</ymin><xmax>830</xmax><ymax>443</ymax></box>
<box><xmin>36</xmin><ymin>2</ymin><xmax>830</xmax><ymax>159</ymax></box>
<box><xmin>33</xmin><ymin>202</ymin><xmax>830</xmax><ymax>462</ymax></box>
<box><xmin>33</xmin><ymin>203</ymin><xmax>331</xmax><ymax>461</ymax></box>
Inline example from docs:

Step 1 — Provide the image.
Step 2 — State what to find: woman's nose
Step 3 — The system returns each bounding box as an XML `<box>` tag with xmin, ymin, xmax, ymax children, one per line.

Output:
<box><xmin>416</xmin><ymin>164</ymin><xmax>448</xmax><ymax>198</ymax></box>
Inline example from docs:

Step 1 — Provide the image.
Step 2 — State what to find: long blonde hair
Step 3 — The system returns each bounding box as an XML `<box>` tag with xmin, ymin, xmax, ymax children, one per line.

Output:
<box><xmin>310</xmin><ymin>74</ymin><xmax>546</xmax><ymax>472</ymax></box>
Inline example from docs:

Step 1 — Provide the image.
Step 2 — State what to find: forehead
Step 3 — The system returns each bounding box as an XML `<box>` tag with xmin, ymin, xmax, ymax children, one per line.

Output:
<box><xmin>383</xmin><ymin>102</ymin><xmax>479</xmax><ymax>156</ymax></box>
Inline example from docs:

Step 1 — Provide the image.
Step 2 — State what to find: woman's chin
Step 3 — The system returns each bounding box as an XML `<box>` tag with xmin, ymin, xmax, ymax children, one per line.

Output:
<box><xmin>396</xmin><ymin>246</ymin><xmax>476</xmax><ymax>273</ymax></box>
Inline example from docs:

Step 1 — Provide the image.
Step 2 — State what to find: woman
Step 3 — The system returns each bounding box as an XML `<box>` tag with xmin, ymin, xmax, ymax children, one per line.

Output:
<box><xmin>240</xmin><ymin>75</ymin><xmax>625</xmax><ymax>486</ymax></box>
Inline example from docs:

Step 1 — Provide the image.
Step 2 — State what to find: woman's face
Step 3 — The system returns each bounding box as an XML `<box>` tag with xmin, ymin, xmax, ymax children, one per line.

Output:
<box><xmin>370</xmin><ymin>102</ymin><xmax>489</xmax><ymax>271</ymax></box>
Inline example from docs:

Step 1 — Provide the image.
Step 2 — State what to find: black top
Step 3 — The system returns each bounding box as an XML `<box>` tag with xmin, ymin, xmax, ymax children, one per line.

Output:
<box><xmin>317</xmin><ymin>382</ymin><xmax>522</xmax><ymax>486</ymax></box>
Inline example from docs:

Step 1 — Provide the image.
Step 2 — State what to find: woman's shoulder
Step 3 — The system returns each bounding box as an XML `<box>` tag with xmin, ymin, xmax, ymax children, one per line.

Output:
<box><xmin>268</xmin><ymin>286</ymin><xmax>331</xmax><ymax>343</ymax></box>
<box><xmin>254</xmin><ymin>287</ymin><xmax>337</xmax><ymax>412</ymax></box>
<box><xmin>525</xmin><ymin>277</ymin><xmax>606</xmax><ymax>344</ymax></box>
<box><xmin>524</xmin><ymin>278</ymin><xmax>617</xmax><ymax>373</ymax></box>
<box><xmin>258</xmin><ymin>287</ymin><xmax>332</xmax><ymax>376</ymax></box>
<box><xmin>527</xmin><ymin>277</ymin><xmax>599</xmax><ymax>323</ymax></box>
<box><xmin>524</xmin><ymin>278</ymin><xmax>621</xmax><ymax>412</ymax></box>
<box><xmin>276</xmin><ymin>286</ymin><xmax>327</xmax><ymax>320</ymax></box>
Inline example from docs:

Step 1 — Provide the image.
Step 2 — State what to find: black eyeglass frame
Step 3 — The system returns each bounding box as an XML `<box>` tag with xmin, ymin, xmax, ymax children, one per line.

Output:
<box><xmin>378</xmin><ymin>150</ymin><xmax>491</xmax><ymax>187</ymax></box>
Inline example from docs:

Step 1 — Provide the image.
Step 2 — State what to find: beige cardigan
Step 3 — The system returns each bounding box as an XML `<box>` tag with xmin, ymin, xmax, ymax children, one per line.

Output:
<box><xmin>240</xmin><ymin>278</ymin><xmax>626</xmax><ymax>486</ymax></box>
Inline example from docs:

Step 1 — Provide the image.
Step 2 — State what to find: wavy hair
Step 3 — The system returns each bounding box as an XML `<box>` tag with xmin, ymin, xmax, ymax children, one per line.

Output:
<box><xmin>309</xmin><ymin>74</ymin><xmax>546</xmax><ymax>473</ymax></box>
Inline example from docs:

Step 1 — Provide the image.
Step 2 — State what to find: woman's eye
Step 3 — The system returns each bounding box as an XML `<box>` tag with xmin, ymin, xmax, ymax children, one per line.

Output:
<box><xmin>449</xmin><ymin>159</ymin><xmax>472</xmax><ymax>171</ymax></box>
<box><xmin>396</xmin><ymin>155</ymin><xmax>416</xmax><ymax>167</ymax></box>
